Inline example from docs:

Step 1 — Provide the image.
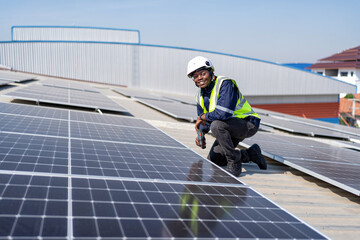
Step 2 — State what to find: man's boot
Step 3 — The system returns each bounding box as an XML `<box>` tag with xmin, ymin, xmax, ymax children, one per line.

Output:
<box><xmin>226</xmin><ymin>161</ymin><xmax>242</xmax><ymax>177</ymax></box>
<box><xmin>246</xmin><ymin>144</ymin><xmax>267</xmax><ymax>170</ymax></box>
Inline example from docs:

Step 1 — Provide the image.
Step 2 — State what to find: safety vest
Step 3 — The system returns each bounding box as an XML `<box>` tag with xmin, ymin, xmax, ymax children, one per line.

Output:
<box><xmin>195</xmin><ymin>76</ymin><xmax>259</xmax><ymax>119</ymax></box>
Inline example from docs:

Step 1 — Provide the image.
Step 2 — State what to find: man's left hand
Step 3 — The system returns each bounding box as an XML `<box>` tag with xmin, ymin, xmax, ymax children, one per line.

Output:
<box><xmin>195</xmin><ymin>114</ymin><xmax>206</xmax><ymax>132</ymax></box>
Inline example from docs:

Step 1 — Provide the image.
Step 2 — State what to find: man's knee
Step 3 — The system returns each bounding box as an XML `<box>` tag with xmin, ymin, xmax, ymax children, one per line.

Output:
<box><xmin>210</xmin><ymin>120</ymin><xmax>226</xmax><ymax>135</ymax></box>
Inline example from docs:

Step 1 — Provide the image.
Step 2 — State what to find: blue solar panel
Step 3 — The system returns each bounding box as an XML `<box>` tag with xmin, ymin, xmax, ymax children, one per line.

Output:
<box><xmin>0</xmin><ymin>103</ymin><xmax>328</xmax><ymax>239</ymax></box>
<box><xmin>240</xmin><ymin>132</ymin><xmax>360</xmax><ymax>196</ymax></box>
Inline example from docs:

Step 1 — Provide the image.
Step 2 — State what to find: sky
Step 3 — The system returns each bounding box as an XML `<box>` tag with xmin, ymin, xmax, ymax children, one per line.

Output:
<box><xmin>0</xmin><ymin>0</ymin><xmax>359</xmax><ymax>64</ymax></box>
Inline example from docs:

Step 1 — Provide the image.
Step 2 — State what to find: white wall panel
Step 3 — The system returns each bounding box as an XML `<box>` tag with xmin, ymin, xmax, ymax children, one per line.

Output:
<box><xmin>12</xmin><ymin>26</ymin><xmax>139</xmax><ymax>44</ymax></box>
<box><xmin>0</xmin><ymin>41</ymin><xmax>356</xmax><ymax>104</ymax></box>
<box><xmin>0</xmin><ymin>42</ymin><xmax>133</xmax><ymax>86</ymax></box>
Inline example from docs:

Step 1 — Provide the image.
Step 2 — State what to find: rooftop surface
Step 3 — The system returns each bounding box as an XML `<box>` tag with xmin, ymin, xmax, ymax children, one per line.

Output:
<box><xmin>0</xmin><ymin>75</ymin><xmax>360</xmax><ymax>239</ymax></box>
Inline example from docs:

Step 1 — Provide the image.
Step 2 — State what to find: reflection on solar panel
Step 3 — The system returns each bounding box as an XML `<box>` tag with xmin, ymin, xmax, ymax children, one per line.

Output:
<box><xmin>41</xmin><ymin>78</ymin><xmax>99</xmax><ymax>93</ymax></box>
<box><xmin>134</xmin><ymin>97</ymin><xmax>197</xmax><ymax>122</ymax></box>
<box><xmin>3</xmin><ymin>84</ymin><xmax>128</xmax><ymax>113</ymax></box>
<box><xmin>239</xmin><ymin>132</ymin><xmax>360</xmax><ymax>196</ymax></box>
<box><xmin>0</xmin><ymin>103</ymin><xmax>328</xmax><ymax>239</ymax></box>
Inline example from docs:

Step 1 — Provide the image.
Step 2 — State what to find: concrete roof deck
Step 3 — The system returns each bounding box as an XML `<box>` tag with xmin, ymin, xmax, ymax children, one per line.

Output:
<box><xmin>1</xmin><ymin>77</ymin><xmax>360</xmax><ymax>240</ymax></box>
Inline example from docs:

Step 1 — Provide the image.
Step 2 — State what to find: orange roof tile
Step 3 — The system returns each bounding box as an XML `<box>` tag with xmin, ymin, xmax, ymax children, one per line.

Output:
<box><xmin>308</xmin><ymin>45</ymin><xmax>360</xmax><ymax>69</ymax></box>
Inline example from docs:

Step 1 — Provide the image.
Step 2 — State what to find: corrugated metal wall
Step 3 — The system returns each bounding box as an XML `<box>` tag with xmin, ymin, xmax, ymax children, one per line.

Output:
<box><xmin>12</xmin><ymin>26</ymin><xmax>140</xmax><ymax>44</ymax></box>
<box><xmin>0</xmin><ymin>41</ymin><xmax>356</xmax><ymax>101</ymax></box>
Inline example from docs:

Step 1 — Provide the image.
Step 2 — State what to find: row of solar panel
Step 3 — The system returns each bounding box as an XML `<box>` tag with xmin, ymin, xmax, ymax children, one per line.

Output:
<box><xmin>0</xmin><ymin>102</ymin><xmax>327</xmax><ymax>239</ymax></box>
<box><xmin>0</xmin><ymin>70</ymin><xmax>37</xmax><ymax>85</ymax></box>
<box><xmin>2</xmin><ymin>79</ymin><xmax>129</xmax><ymax>113</ymax></box>
<box><xmin>113</xmin><ymin>87</ymin><xmax>360</xmax><ymax>196</ymax></box>
<box><xmin>113</xmin><ymin>86</ymin><xmax>360</xmax><ymax>141</ymax></box>
<box><xmin>114</xmin><ymin>87</ymin><xmax>198</xmax><ymax>122</ymax></box>
<box><xmin>239</xmin><ymin>132</ymin><xmax>360</xmax><ymax>196</ymax></box>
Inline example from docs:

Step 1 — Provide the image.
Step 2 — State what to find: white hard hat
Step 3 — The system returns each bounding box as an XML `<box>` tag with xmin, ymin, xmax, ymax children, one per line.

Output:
<box><xmin>187</xmin><ymin>56</ymin><xmax>214</xmax><ymax>78</ymax></box>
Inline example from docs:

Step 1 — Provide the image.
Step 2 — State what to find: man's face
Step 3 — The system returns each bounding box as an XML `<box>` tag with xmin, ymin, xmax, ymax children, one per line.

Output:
<box><xmin>192</xmin><ymin>69</ymin><xmax>212</xmax><ymax>88</ymax></box>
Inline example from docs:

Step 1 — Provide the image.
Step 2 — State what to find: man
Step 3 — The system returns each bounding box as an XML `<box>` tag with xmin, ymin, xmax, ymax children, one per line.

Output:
<box><xmin>187</xmin><ymin>56</ymin><xmax>267</xmax><ymax>177</ymax></box>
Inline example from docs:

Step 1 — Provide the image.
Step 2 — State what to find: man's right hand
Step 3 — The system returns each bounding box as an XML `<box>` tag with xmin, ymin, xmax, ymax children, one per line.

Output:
<box><xmin>195</xmin><ymin>136</ymin><xmax>206</xmax><ymax>149</ymax></box>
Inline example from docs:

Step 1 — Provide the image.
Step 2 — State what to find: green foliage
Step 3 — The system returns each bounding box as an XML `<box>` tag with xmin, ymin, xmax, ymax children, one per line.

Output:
<box><xmin>344</xmin><ymin>93</ymin><xmax>354</xmax><ymax>99</ymax></box>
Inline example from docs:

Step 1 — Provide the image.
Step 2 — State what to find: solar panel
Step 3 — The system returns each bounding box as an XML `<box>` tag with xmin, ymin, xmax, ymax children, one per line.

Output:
<box><xmin>0</xmin><ymin>174</ymin><xmax>68</xmax><ymax>238</ymax></box>
<box><xmin>0</xmin><ymin>70</ymin><xmax>37</xmax><ymax>82</ymax></box>
<box><xmin>0</xmin><ymin>103</ymin><xmax>328</xmax><ymax>239</ymax></box>
<box><xmin>259</xmin><ymin>114</ymin><xmax>356</xmax><ymax>140</ymax></box>
<box><xmin>70</xmin><ymin>121</ymin><xmax>184</xmax><ymax>147</ymax></box>
<box><xmin>70</xmin><ymin>111</ymin><xmax>155</xmax><ymax>129</ymax></box>
<box><xmin>69</xmin><ymin>178</ymin><xmax>325</xmax><ymax>239</ymax></box>
<box><xmin>160</xmin><ymin>93</ymin><xmax>196</xmax><ymax>105</ymax></box>
<box><xmin>134</xmin><ymin>96</ymin><xmax>197</xmax><ymax>122</ymax></box>
<box><xmin>239</xmin><ymin>132</ymin><xmax>360</xmax><ymax>196</ymax></box>
<box><xmin>0</xmin><ymin>113</ymin><xmax>68</xmax><ymax>137</ymax></box>
<box><xmin>3</xmin><ymin>84</ymin><xmax>129</xmax><ymax>113</ymax></box>
<box><xmin>0</xmin><ymin>79</ymin><xmax>14</xmax><ymax>86</ymax></box>
<box><xmin>113</xmin><ymin>87</ymin><xmax>165</xmax><ymax>100</ymax></box>
<box><xmin>41</xmin><ymin>78</ymin><xmax>99</xmax><ymax>93</ymax></box>
<box><xmin>70</xmin><ymin>139</ymin><xmax>238</xmax><ymax>184</ymax></box>
<box><xmin>255</xmin><ymin>107</ymin><xmax>360</xmax><ymax>138</ymax></box>
<box><xmin>0</xmin><ymin>102</ymin><xmax>69</xmax><ymax>120</ymax></box>
<box><xmin>0</xmin><ymin>133</ymin><xmax>68</xmax><ymax>174</ymax></box>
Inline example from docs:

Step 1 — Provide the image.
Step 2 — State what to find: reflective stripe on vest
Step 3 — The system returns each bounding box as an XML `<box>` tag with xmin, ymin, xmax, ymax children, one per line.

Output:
<box><xmin>195</xmin><ymin>76</ymin><xmax>259</xmax><ymax>119</ymax></box>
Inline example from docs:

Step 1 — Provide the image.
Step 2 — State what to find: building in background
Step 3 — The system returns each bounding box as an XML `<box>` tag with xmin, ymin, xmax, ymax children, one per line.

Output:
<box><xmin>339</xmin><ymin>93</ymin><xmax>360</xmax><ymax>127</ymax></box>
<box><xmin>0</xmin><ymin>26</ymin><xmax>357</xmax><ymax>123</ymax></box>
<box><xmin>308</xmin><ymin>46</ymin><xmax>360</xmax><ymax>93</ymax></box>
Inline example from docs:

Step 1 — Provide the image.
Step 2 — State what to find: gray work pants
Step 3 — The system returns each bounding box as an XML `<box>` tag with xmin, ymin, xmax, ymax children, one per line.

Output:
<box><xmin>207</xmin><ymin>117</ymin><xmax>259</xmax><ymax>166</ymax></box>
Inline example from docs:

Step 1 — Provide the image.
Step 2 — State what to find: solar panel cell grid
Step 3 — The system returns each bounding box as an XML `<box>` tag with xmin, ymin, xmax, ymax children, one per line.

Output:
<box><xmin>0</xmin><ymin>113</ymin><xmax>68</xmax><ymax>137</ymax></box>
<box><xmin>0</xmin><ymin>103</ymin><xmax>328</xmax><ymax>239</ymax></box>
<box><xmin>0</xmin><ymin>102</ymin><xmax>69</xmax><ymax>119</ymax></box>
<box><xmin>0</xmin><ymin>133</ymin><xmax>68</xmax><ymax>174</ymax></box>
<box><xmin>69</xmin><ymin>178</ymin><xmax>325</xmax><ymax>239</ymax></box>
<box><xmin>0</xmin><ymin>174</ymin><xmax>68</xmax><ymax>238</ymax></box>
<box><xmin>70</xmin><ymin>139</ymin><xmax>239</xmax><ymax>184</ymax></box>
<box><xmin>70</xmin><ymin>121</ymin><xmax>183</xmax><ymax>147</ymax></box>
<box><xmin>70</xmin><ymin>111</ymin><xmax>155</xmax><ymax>129</ymax></box>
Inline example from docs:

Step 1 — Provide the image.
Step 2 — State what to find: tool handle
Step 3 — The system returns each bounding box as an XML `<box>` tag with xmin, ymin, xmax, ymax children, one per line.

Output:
<box><xmin>197</xmin><ymin>130</ymin><xmax>206</xmax><ymax>149</ymax></box>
